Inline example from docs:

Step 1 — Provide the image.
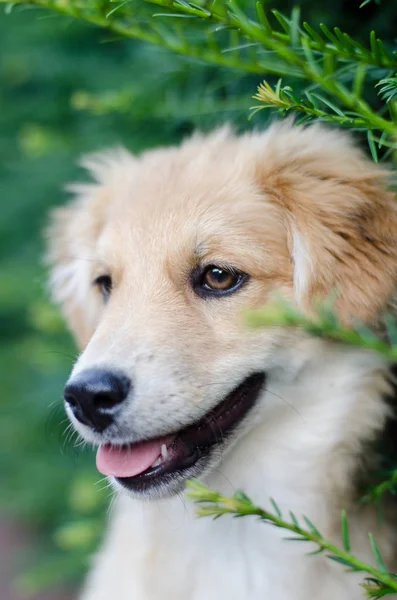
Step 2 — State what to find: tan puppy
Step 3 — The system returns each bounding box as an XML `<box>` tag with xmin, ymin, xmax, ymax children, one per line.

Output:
<box><xmin>48</xmin><ymin>122</ymin><xmax>397</xmax><ymax>600</ymax></box>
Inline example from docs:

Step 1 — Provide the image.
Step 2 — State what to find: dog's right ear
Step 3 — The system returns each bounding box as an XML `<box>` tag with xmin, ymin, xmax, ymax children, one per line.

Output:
<box><xmin>256</xmin><ymin>122</ymin><xmax>397</xmax><ymax>324</ymax></box>
<box><xmin>46</xmin><ymin>148</ymin><xmax>134</xmax><ymax>348</ymax></box>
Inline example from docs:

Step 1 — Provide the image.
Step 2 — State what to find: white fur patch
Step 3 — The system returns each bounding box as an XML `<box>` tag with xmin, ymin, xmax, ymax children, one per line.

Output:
<box><xmin>291</xmin><ymin>223</ymin><xmax>312</xmax><ymax>301</ymax></box>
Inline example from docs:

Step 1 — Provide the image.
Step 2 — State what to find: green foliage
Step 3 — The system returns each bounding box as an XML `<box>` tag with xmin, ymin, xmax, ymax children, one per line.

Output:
<box><xmin>1</xmin><ymin>0</ymin><xmax>397</xmax><ymax>595</ymax></box>
<box><xmin>2</xmin><ymin>0</ymin><xmax>397</xmax><ymax>157</ymax></box>
<box><xmin>361</xmin><ymin>470</ymin><xmax>397</xmax><ymax>505</ymax></box>
<box><xmin>245</xmin><ymin>297</ymin><xmax>397</xmax><ymax>360</ymax></box>
<box><xmin>186</xmin><ymin>481</ymin><xmax>397</xmax><ymax>598</ymax></box>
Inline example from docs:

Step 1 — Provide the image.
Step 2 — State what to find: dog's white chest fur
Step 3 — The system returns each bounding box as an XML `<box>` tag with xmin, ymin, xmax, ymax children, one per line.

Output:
<box><xmin>81</xmin><ymin>349</ymin><xmax>393</xmax><ymax>600</ymax></box>
<box><xmin>84</xmin><ymin>493</ymin><xmax>358</xmax><ymax>600</ymax></box>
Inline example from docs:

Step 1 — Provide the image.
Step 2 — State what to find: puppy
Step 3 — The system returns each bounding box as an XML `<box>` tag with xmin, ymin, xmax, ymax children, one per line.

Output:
<box><xmin>47</xmin><ymin>122</ymin><xmax>397</xmax><ymax>600</ymax></box>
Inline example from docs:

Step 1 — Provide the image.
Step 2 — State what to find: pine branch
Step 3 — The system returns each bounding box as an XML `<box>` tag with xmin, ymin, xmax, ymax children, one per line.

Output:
<box><xmin>251</xmin><ymin>78</ymin><xmax>372</xmax><ymax>129</ymax></box>
<box><xmin>252</xmin><ymin>72</ymin><xmax>397</xmax><ymax>154</ymax></box>
<box><xmin>144</xmin><ymin>0</ymin><xmax>397</xmax><ymax>71</ymax></box>
<box><xmin>2</xmin><ymin>0</ymin><xmax>266</xmax><ymax>74</ymax></box>
<box><xmin>3</xmin><ymin>0</ymin><xmax>397</xmax><ymax>152</ymax></box>
<box><xmin>245</xmin><ymin>298</ymin><xmax>397</xmax><ymax>361</ymax></box>
<box><xmin>361</xmin><ymin>470</ymin><xmax>397</xmax><ymax>505</ymax></box>
<box><xmin>186</xmin><ymin>480</ymin><xmax>397</xmax><ymax>598</ymax></box>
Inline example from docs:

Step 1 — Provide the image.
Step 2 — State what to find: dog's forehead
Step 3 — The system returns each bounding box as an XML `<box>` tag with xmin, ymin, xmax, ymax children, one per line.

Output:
<box><xmin>96</xmin><ymin>176</ymin><xmax>289</xmax><ymax>283</ymax></box>
<box><xmin>107</xmin><ymin>145</ymin><xmax>275</xmax><ymax>227</ymax></box>
<box><xmin>91</xmin><ymin>137</ymin><xmax>290</xmax><ymax>278</ymax></box>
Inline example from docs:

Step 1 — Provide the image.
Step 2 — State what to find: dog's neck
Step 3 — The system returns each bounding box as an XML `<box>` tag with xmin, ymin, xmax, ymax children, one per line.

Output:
<box><xmin>207</xmin><ymin>342</ymin><xmax>392</xmax><ymax>532</ymax></box>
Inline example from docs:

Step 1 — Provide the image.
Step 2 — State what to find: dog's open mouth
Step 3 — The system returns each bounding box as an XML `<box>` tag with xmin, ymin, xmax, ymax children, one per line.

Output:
<box><xmin>96</xmin><ymin>372</ymin><xmax>266</xmax><ymax>495</ymax></box>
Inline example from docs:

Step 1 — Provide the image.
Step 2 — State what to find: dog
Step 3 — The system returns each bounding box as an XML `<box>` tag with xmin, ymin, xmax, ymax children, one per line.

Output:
<box><xmin>47</xmin><ymin>121</ymin><xmax>397</xmax><ymax>600</ymax></box>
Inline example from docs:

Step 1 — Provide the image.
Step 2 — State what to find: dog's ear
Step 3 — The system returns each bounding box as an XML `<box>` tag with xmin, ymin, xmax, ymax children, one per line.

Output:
<box><xmin>257</xmin><ymin>122</ymin><xmax>397</xmax><ymax>323</ymax></box>
<box><xmin>46</xmin><ymin>148</ymin><xmax>134</xmax><ymax>348</ymax></box>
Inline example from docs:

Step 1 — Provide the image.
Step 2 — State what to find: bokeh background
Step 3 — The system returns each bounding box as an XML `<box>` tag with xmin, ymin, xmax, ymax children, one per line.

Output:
<box><xmin>0</xmin><ymin>1</ymin><xmax>395</xmax><ymax>598</ymax></box>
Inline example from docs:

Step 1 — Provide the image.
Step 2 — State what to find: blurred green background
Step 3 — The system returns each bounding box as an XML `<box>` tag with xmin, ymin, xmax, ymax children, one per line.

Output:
<box><xmin>0</xmin><ymin>0</ymin><xmax>396</xmax><ymax>596</ymax></box>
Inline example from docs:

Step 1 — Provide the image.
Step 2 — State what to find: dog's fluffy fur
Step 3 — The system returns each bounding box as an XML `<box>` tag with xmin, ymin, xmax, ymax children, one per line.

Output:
<box><xmin>48</xmin><ymin>122</ymin><xmax>397</xmax><ymax>599</ymax></box>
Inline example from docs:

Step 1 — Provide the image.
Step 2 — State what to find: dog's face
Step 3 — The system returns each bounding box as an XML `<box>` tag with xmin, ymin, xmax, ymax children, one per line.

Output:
<box><xmin>48</xmin><ymin>123</ymin><xmax>397</xmax><ymax>498</ymax></box>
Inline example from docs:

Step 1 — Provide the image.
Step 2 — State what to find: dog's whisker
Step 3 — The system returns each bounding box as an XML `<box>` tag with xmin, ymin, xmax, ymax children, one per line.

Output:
<box><xmin>95</xmin><ymin>476</ymin><xmax>109</xmax><ymax>488</ymax></box>
<box><xmin>107</xmin><ymin>493</ymin><xmax>118</xmax><ymax>516</ymax></box>
<box><xmin>48</xmin><ymin>398</ymin><xmax>63</xmax><ymax>409</ymax></box>
<box><xmin>263</xmin><ymin>387</ymin><xmax>305</xmax><ymax>422</ymax></box>
<box><xmin>96</xmin><ymin>479</ymin><xmax>114</xmax><ymax>494</ymax></box>
<box><xmin>209</xmin><ymin>467</ymin><xmax>235</xmax><ymax>495</ymax></box>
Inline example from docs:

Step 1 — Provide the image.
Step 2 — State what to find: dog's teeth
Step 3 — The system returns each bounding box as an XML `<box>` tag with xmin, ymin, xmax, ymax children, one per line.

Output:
<box><xmin>150</xmin><ymin>445</ymin><xmax>168</xmax><ymax>469</ymax></box>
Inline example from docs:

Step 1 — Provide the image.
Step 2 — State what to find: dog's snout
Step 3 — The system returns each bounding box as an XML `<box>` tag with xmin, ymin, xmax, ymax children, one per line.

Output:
<box><xmin>64</xmin><ymin>368</ymin><xmax>131</xmax><ymax>432</ymax></box>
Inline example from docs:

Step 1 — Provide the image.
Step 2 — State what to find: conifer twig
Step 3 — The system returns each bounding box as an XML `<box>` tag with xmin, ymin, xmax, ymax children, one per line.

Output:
<box><xmin>186</xmin><ymin>480</ymin><xmax>397</xmax><ymax>598</ymax></box>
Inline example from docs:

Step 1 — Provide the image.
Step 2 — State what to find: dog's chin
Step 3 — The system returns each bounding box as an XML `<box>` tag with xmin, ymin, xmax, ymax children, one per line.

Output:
<box><xmin>109</xmin><ymin>372</ymin><xmax>266</xmax><ymax>500</ymax></box>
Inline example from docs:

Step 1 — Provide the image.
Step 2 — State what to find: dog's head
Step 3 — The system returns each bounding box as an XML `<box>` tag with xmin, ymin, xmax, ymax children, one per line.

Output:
<box><xmin>47</xmin><ymin>122</ymin><xmax>397</xmax><ymax>498</ymax></box>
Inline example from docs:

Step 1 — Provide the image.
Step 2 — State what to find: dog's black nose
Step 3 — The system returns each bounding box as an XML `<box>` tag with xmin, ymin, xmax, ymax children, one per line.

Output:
<box><xmin>64</xmin><ymin>368</ymin><xmax>131</xmax><ymax>432</ymax></box>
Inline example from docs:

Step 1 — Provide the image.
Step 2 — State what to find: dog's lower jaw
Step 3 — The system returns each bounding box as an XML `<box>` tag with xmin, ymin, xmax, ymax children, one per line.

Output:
<box><xmin>81</xmin><ymin>345</ymin><xmax>397</xmax><ymax>600</ymax></box>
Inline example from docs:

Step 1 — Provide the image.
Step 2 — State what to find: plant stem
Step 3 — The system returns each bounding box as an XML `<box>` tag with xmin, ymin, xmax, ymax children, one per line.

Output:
<box><xmin>186</xmin><ymin>481</ymin><xmax>397</xmax><ymax>595</ymax></box>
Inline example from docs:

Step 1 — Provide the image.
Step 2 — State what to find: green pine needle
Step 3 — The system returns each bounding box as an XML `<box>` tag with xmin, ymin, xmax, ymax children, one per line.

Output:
<box><xmin>341</xmin><ymin>511</ymin><xmax>351</xmax><ymax>552</ymax></box>
<box><xmin>186</xmin><ymin>481</ymin><xmax>397</xmax><ymax>597</ymax></box>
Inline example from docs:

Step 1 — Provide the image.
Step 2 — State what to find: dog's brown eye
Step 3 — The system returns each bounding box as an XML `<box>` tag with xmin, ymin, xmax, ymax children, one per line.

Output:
<box><xmin>193</xmin><ymin>265</ymin><xmax>247</xmax><ymax>298</ymax></box>
<box><xmin>93</xmin><ymin>275</ymin><xmax>112</xmax><ymax>299</ymax></box>
<box><xmin>203</xmin><ymin>267</ymin><xmax>236</xmax><ymax>291</ymax></box>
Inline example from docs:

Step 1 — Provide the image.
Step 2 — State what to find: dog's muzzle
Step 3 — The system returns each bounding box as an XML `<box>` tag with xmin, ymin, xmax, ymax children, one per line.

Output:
<box><xmin>95</xmin><ymin>372</ymin><xmax>267</xmax><ymax>498</ymax></box>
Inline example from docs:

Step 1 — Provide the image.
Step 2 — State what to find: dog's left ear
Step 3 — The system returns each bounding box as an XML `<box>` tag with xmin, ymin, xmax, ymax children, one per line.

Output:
<box><xmin>257</xmin><ymin>122</ymin><xmax>397</xmax><ymax>323</ymax></box>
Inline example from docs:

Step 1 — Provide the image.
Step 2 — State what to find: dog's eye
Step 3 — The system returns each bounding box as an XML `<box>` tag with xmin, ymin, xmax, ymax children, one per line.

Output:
<box><xmin>193</xmin><ymin>265</ymin><xmax>247</xmax><ymax>297</ymax></box>
<box><xmin>93</xmin><ymin>275</ymin><xmax>112</xmax><ymax>299</ymax></box>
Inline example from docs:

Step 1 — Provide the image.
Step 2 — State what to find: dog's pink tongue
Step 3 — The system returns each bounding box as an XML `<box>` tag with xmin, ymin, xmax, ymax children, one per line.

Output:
<box><xmin>96</xmin><ymin>441</ymin><xmax>162</xmax><ymax>477</ymax></box>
